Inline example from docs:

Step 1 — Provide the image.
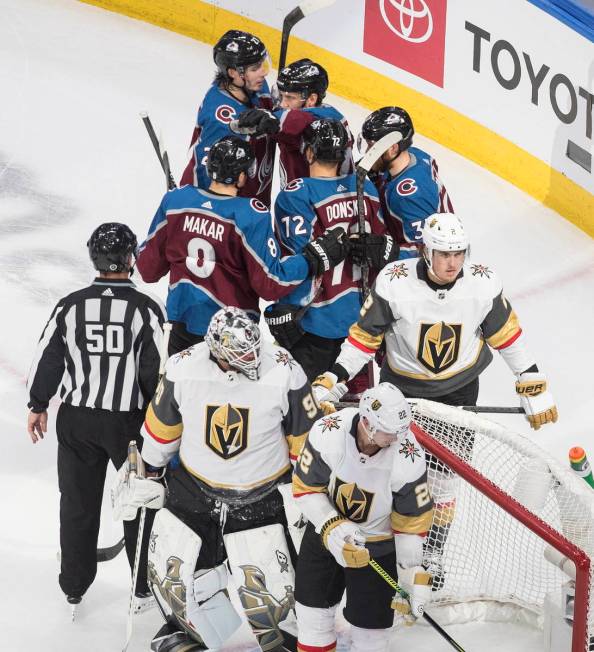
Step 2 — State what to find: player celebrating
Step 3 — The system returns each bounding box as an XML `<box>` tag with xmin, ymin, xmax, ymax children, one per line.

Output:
<box><xmin>292</xmin><ymin>383</ymin><xmax>434</xmax><ymax>652</ymax></box>
<box><xmin>234</xmin><ymin>58</ymin><xmax>353</xmax><ymax>187</ymax></box>
<box><xmin>264</xmin><ymin>118</ymin><xmax>396</xmax><ymax>385</ymax></box>
<box><xmin>26</xmin><ymin>223</ymin><xmax>165</xmax><ymax>615</ymax></box>
<box><xmin>138</xmin><ymin>135</ymin><xmax>349</xmax><ymax>355</ymax></box>
<box><xmin>114</xmin><ymin>307</ymin><xmax>321</xmax><ymax>652</ymax></box>
<box><xmin>359</xmin><ymin>106</ymin><xmax>453</xmax><ymax>260</ymax></box>
<box><xmin>180</xmin><ymin>30</ymin><xmax>276</xmax><ymax>205</ymax></box>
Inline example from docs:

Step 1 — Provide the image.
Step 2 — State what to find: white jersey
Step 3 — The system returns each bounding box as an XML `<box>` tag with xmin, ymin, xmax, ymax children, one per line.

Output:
<box><xmin>141</xmin><ymin>341</ymin><xmax>320</xmax><ymax>498</ymax></box>
<box><xmin>293</xmin><ymin>408</ymin><xmax>433</xmax><ymax>550</ymax></box>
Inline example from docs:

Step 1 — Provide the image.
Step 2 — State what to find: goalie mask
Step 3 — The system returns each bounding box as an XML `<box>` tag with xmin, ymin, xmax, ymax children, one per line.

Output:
<box><xmin>205</xmin><ymin>307</ymin><xmax>262</xmax><ymax>380</ymax></box>
<box><xmin>359</xmin><ymin>383</ymin><xmax>411</xmax><ymax>447</ymax></box>
<box><xmin>422</xmin><ymin>213</ymin><xmax>469</xmax><ymax>274</ymax></box>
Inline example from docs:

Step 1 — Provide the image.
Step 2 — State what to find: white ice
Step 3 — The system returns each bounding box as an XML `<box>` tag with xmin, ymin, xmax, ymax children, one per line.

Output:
<box><xmin>1</xmin><ymin>0</ymin><xmax>592</xmax><ymax>650</ymax></box>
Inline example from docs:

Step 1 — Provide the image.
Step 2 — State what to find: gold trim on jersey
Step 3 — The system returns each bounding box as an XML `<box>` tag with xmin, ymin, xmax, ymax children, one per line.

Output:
<box><xmin>181</xmin><ymin>458</ymin><xmax>291</xmax><ymax>490</ymax></box>
<box><xmin>388</xmin><ymin>340</ymin><xmax>484</xmax><ymax>380</ymax></box>
<box><xmin>417</xmin><ymin>322</ymin><xmax>462</xmax><ymax>374</ymax></box>
<box><xmin>292</xmin><ymin>474</ymin><xmax>328</xmax><ymax>496</ymax></box>
<box><xmin>348</xmin><ymin>324</ymin><xmax>384</xmax><ymax>352</ymax></box>
<box><xmin>145</xmin><ymin>404</ymin><xmax>183</xmax><ymax>443</ymax></box>
<box><xmin>365</xmin><ymin>533</ymin><xmax>392</xmax><ymax>542</ymax></box>
<box><xmin>391</xmin><ymin>508</ymin><xmax>434</xmax><ymax>534</ymax></box>
<box><xmin>486</xmin><ymin>310</ymin><xmax>521</xmax><ymax>349</ymax></box>
<box><xmin>205</xmin><ymin>403</ymin><xmax>249</xmax><ymax>460</ymax></box>
<box><xmin>332</xmin><ymin>477</ymin><xmax>375</xmax><ymax>523</ymax></box>
<box><xmin>286</xmin><ymin>432</ymin><xmax>308</xmax><ymax>460</ymax></box>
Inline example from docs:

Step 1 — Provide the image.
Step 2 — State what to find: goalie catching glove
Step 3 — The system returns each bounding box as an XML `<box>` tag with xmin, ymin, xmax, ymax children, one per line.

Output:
<box><xmin>312</xmin><ymin>371</ymin><xmax>348</xmax><ymax>405</ymax></box>
<box><xmin>320</xmin><ymin>516</ymin><xmax>369</xmax><ymax>568</ymax></box>
<box><xmin>391</xmin><ymin>565</ymin><xmax>432</xmax><ymax>623</ymax></box>
<box><xmin>111</xmin><ymin>453</ymin><xmax>165</xmax><ymax>520</ymax></box>
<box><xmin>515</xmin><ymin>371</ymin><xmax>558</xmax><ymax>430</ymax></box>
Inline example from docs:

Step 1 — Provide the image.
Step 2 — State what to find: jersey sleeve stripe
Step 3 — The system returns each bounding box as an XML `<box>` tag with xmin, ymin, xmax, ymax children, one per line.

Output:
<box><xmin>292</xmin><ymin>474</ymin><xmax>328</xmax><ymax>497</ymax></box>
<box><xmin>297</xmin><ymin>642</ymin><xmax>337</xmax><ymax>652</ymax></box>
<box><xmin>390</xmin><ymin>509</ymin><xmax>434</xmax><ymax>534</ymax></box>
<box><xmin>347</xmin><ymin>323</ymin><xmax>383</xmax><ymax>353</ymax></box>
<box><xmin>286</xmin><ymin>432</ymin><xmax>308</xmax><ymax>461</ymax></box>
<box><xmin>144</xmin><ymin>404</ymin><xmax>183</xmax><ymax>443</ymax></box>
<box><xmin>486</xmin><ymin>310</ymin><xmax>521</xmax><ymax>349</ymax></box>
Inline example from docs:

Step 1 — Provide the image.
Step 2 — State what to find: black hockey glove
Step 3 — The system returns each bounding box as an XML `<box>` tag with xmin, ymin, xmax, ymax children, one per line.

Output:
<box><xmin>303</xmin><ymin>228</ymin><xmax>350</xmax><ymax>277</ymax></box>
<box><xmin>349</xmin><ymin>233</ymin><xmax>399</xmax><ymax>270</ymax></box>
<box><xmin>237</xmin><ymin>108</ymin><xmax>280</xmax><ymax>135</ymax></box>
<box><xmin>264</xmin><ymin>304</ymin><xmax>305</xmax><ymax>349</ymax></box>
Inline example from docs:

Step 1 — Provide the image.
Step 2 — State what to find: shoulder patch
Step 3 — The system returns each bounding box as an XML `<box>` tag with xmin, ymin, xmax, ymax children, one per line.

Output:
<box><xmin>274</xmin><ymin>350</ymin><xmax>296</xmax><ymax>369</ymax></box>
<box><xmin>284</xmin><ymin>178</ymin><xmax>304</xmax><ymax>193</ymax></box>
<box><xmin>398</xmin><ymin>437</ymin><xmax>422</xmax><ymax>462</ymax></box>
<box><xmin>173</xmin><ymin>347</ymin><xmax>194</xmax><ymax>364</ymax></box>
<box><xmin>249</xmin><ymin>198</ymin><xmax>269</xmax><ymax>213</ymax></box>
<box><xmin>214</xmin><ymin>104</ymin><xmax>237</xmax><ymax>124</ymax></box>
<box><xmin>396</xmin><ymin>178</ymin><xmax>418</xmax><ymax>196</ymax></box>
<box><xmin>470</xmin><ymin>263</ymin><xmax>493</xmax><ymax>278</ymax></box>
<box><xmin>384</xmin><ymin>262</ymin><xmax>409</xmax><ymax>281</ymax></box>
<box><xmin>320</xmin><ymin>414</ymin><xmax>341</xmax><ymax>432</ymax></box>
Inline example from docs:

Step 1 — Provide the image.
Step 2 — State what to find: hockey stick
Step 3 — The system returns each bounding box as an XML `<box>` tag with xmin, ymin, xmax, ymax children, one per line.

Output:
<box><xmin>140</xmin><ymin>112</ymin><xmax>177</xmax><ymax>191</ymax></box>
<box><xmin>369</xmin><ymin>558</ymin><xmax>466</xmax><ymax>652</ymax></box>
<box><xmin>97</xmin><ymin>536</ymin><xmax>125</xmax><ymax>562</ymax></box>
<box><xmin>335</xmin><ymin>400</ymin><xmax>525</xmax><ymax>414</ymax></box>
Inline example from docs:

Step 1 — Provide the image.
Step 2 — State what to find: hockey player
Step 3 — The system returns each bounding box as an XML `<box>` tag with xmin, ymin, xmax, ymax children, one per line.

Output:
<box><xmin>26</xmin><ymin>223</ymin><xmax>165</xmax><ymax>614</ymax></box>
<box><xmin>312</xmin><ymin>213</ymin><xmax>558</xmax><ymax>588</ymax></box>
<box><xmin>138</xmin><ymin>135</ymin><xmax>349</xmax><ymax>355</ymax></box>
<box><xmin>180</xmin><ymin>30</ymin><xmax>276</xmax><ymax>205</ymax></box>
<box><xmin>292</xmin><ymin>383</ymin><xmax>434</xmax><ymax>652</ymax></box>
<box><xmin>234</xmin><ymin>58</ymin><xmax>354</xmax><ymax>187</ymax></box>
<box><xmin>264</xmin><ymin>118</ymin><xmax>396</xmax><ymax>385</ymax></box>
<box><xmin>358</xmin><ymin>106</ymin><xmax>453</xmax><ymax>260</ymax></box>
<box><xmin>113</xmin><ymin>306</ymin><xmax>322</xmax><ymax>652</ymax></box>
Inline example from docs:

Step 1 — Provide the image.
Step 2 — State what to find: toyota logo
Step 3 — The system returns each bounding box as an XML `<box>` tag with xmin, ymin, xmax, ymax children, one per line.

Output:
<box><xmin>380</xmin><ymin>0</ymin><xmax>434</xmax><ymax>44</ymax></box>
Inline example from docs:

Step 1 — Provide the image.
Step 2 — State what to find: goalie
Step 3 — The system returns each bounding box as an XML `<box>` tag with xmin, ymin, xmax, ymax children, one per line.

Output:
<box><xmin>292</xmin><ymin>383</ymin><xmax>434</xmax><ymax>652</ymax></box>
<box><xmin>113</xmin><ymin>306</ymin><xmax>321</xmax><ymax>652</ymax></box>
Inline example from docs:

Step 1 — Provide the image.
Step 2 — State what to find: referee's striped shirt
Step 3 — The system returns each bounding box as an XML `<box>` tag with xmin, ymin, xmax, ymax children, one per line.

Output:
<box><xmin>27</xmin><ymin>278</ymin><xmax>166</xmax><ymax>412</ymax></box>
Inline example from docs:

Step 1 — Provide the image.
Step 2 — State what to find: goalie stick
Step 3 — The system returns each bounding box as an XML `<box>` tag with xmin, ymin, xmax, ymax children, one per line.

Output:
<box><xmin>140</xmin><ymin>112</ymin><xmax>177</xmax><ymax>191</ymax></box>
<box><xmin>97</xmin><ymin>536</ymin><xmax>125</xmax><ymax>562</ymax></box>
<box><xmin>369</xmin><ymin>558</ymin><xmax>466</xmax><ymax>652</ymax></box>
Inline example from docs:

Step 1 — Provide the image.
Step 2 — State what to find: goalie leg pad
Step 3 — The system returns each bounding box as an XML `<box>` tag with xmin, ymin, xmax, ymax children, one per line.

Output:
<box><xmin>225</xmin><ymin>524</ymin><xmax>297</xmax><ymax>651</ymax></box>
<box><xmin>185</xmin><ymin>591</ymin><xmax>242</xmax><ymax>649</ymax></box>
<box><xmin>350</xmin><ymin>625</ymin><xmax>390</xmax><ymax>652</ymax></box>
<box><xmin>295</xmin><ymin>601</ymin><xmax>337</xmax><ymax>651</ymax></box>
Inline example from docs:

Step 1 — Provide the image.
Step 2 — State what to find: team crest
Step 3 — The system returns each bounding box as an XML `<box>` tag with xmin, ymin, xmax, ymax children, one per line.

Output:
<box><xmin>417</xmin><ymin>322</ymin><xmax>462</xmax><ymax>374</ymax></box>
<box><xmin>385</xmin><ymin>263</ymin><xmax>408</xmax><ymax>281</ymax></box>
<box><xmin>470</xmin><ymin>263</ymin><xmax>492</xmax><ymax>278</ymax></box>
<box><xmin>205</xmin><ymin>403</ymin><xmax>250</xmax><ymax>459</ymax></box>
<box><xmin>321</xmin><ymin>415</ymin><xmax>341</xmax><ymax>432</ymax></box>
<box><xmin>275</xmin><ymin>350</ymin><xmax>295</xmax><ymax>368</ymax></box>
<box><xmin>371</xmin><ymin>399</ymin><xmax>382</xmax><ymax>411</ymax></box>
<box><xmin>399</xmin><ymin>438</ymin><xmax>421</xmax><ymax>462</ymax></box>
<box><xmin>332</xmin><ymin>476</ymin><xmax>374</xmax><ymax>522</ymax></box>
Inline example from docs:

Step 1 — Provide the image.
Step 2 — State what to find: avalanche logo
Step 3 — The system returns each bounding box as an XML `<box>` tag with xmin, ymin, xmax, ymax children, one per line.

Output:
<box><xmin>215</xmin><ymin>104</ymin><xmax>236</xmax><ymax>124</ymax></box>
<box><xmin>250</xmin><ymin>198</ymin><xmax>269</xmax><ymax>213</ymax></box>
<box><xmin>396</xmin><ymin>178</ymin><xmax>417</xmax><ymax>196</ymax></box>
<box><xmin>285</xmin><ymin>178</ymin><xmax>304</xmax><ymax>193</ymax></box>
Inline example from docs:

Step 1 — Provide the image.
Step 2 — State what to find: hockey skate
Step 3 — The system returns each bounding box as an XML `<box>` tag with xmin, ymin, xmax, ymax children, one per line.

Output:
<box><xmin>66</xmin><ymin>595</ymin><xmax>81</xmax><ymax>622</ymax></box>
<box><xmin>133</xmin><ymin>590</ymin><xmax>156</xmax><ymax>615</ymax></box>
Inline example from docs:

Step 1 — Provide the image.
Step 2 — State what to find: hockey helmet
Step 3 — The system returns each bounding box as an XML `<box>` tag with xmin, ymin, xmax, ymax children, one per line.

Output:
<box><xmin>207</xmin><ymin>136</ymin><xmax>256</xmax><ymax>185</ymax></box>
<box><xmin>422</xmin><ymin>213</ymin><xmax>469</xmax><ymax>272</ymax></box>
<box><xmin>357</xmin><ymin>106</ymin><xmax>414</xmax><ymax>154</ymax></box>
<box><xmin>205</xmin><ymin>307</ymin><xmax>262</xmax><ymax>380</ymax></box>
<box><xmin>359</xmin><ymin>383</ymin><xmax>411</xmax><ymax>446</ymax></box>
<box><xmin>87</xmin><ymin>222</ymin><xmax>137</xmax><ymax>273</ymax></box>
<box><xmin>213</xmin><ymin>30</ymin><xmax>269</xmax><ymax>76</ymax></box>
<box><xmin>275</xmin><ymin>58</ymin><xmax>329</xmax><ymax>104</ymax></box>
<box><xmin>301</xmin><ymin>118</ymin><xmax>348</xmax><ymax>164</ymax></box>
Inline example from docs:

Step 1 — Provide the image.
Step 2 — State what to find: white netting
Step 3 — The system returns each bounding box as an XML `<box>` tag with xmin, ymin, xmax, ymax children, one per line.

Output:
<box><xmin>411</xmin><ymin>400</ymin><xmax>594</xmax><ymax>651</ymax></box>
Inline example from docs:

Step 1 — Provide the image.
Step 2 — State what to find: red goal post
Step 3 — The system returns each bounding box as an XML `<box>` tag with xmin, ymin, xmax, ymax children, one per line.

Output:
<box><xmin>410</xmin><ymin>400</ymin><xmax>593</xmax><ymax>652</ymax></box>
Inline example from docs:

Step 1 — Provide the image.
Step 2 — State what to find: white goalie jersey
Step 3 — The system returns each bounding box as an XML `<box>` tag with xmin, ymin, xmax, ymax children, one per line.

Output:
<box><xmin>141</xmin><ymin>341</ymin><xmax>320</xmax><ymax>498</ymax></box>
<box><xmin>292</xmin><ymin>408</ymin><xmax>434</xmax><ymax>555</ymax></box>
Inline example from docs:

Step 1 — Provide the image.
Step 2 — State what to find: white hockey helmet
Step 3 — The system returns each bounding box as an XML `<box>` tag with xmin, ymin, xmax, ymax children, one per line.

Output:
<box><xmin>422</xmin><ymin>213</ymin><xmax>469</xmax><ymax>272</ymax></box>
<box><xmin>205</xmin><ymin>306</ymin><xmax>262</xmax><ymax>380</ymax></box>
<box><xmin>359</xmin><ymin>383</ymin><xmax>411</xmax><ymax>446</ymax></box>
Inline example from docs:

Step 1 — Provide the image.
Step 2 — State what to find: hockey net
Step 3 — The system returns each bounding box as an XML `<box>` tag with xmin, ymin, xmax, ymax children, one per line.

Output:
<box><xmin>410</xmin><ymin>400</ymin><xmax>594</xmax><ymax>652</ymax></box>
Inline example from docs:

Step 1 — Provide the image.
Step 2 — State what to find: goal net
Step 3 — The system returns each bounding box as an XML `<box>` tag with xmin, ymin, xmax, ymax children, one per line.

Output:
<box><xmin>411</xmin><ymin>400</ymin><xmax>594</xmax><ymax>652</ymax></box>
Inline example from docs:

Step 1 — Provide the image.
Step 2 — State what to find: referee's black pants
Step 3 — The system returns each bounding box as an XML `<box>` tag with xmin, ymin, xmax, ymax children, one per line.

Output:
<box><xmin>56</xmin><ymin>403</ymin><xmax>156</xmax><ymax>598</ymax></box>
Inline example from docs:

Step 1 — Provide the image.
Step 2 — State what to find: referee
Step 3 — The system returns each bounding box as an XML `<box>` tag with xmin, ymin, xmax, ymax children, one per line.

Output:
<box><xmin>26</xmin><ymin>222</ymin><xmax>166</xmax><ymax>610</ymax></box>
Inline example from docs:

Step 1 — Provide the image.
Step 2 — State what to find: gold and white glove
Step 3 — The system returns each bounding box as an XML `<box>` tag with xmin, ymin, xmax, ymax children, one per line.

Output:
<box><xmin>391</xmin><ymin>565</ymin><xmax>432</xmax><ymax>623</ymax></box>
<box><xmin>515</xmin><ymin>372</ymin><xmax>558</xmax><ymax>430</ymax></box>
<box><xmin>111</xmin><ymin>458</ymin><xmax>165</xmax><ymax>521</ymax></box>
<box><xmin>312</xmin><ymin>372</ymin><xmax>348</xmax><ymax>405</ymax></box>
<box><xmin>320</xmin><ymin>516</ymin><xmax>369</xmax><ymax>568</ymax></box>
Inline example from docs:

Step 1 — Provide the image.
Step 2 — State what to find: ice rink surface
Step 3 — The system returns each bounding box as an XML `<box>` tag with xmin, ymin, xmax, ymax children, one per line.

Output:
<box><xmin>1</xmin><ymin>0</ymin><xmax>593</xmax><ymax>650</ymax></box>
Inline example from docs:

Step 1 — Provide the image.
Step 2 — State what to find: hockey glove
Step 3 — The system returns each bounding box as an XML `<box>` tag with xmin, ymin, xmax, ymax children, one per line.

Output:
<box><xmin>312</xmin><ymin>371</ymin><xmax>348</xmax><ymax>404</ymax></box>
<box><xmin>515</xmin><ymin>372</ymin><xmax>558</xmax><ymax>430</ymax></box>
<box><xmin>391</xmin><ymin>565</ymin><xmax>432</xmax><ymax>623</ymax></box>
<box><xmin>394</xmin><ymin>533</ymin><xmax>424</xmax><ymax>569</ymax></box>
<box><xmin>349</xmin><ymin>233</ymin><xmax>399</xmax><ymax>270</ymax></box>
<box><xmin>303</xmin><ymin>228</ymin><xmax>350</xmax><ymax>277</ymax></box>
<box><xmin>320</xmin><ymin>516</ymin><xmax>369</xmax><ymax>568</ymax></box>
<box><xmin>111</xmin><ymin>457</ymin><xmax>165</xmax><ymax>520</ymax></box>
<box><xmin>263</xmin><ymin>304</ymin><xmax>304</xmax><ymax>349</ymax></box>
<box><xmin>237</xmin><ymin>108</ymin><xmax>280</xmax><ymax>135</ymax></box>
